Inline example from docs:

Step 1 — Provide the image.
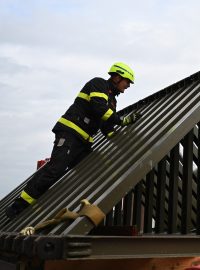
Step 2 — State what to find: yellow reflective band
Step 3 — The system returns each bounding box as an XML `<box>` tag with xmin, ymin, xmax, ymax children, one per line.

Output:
<box><xmin>58</xmin><ymin>117</ymin><xmax>94</xmax><ymax>143</ymax></box>
<box><xmin>77</xmin><ymin>92</ymin><xmax>90</xmax><ymax>101</ymax></box>
<box><xmin>90</xmin><ymin>92</ymin><xmax>108</xmax><ymax>101</ymax></box>
<box><xmin>101</xmin><ymin>108</ymin><xmax>114</xmax><ymax>121</ymax></box>
<box><xmin>77</xmin><ymin>92</ymin><xmax>108</xmax><ymax>102</ymax></box>
<box><xmin>21</xmin><ymin>191</ymin><xmax>36</xmax><ymax>205</ymax></box>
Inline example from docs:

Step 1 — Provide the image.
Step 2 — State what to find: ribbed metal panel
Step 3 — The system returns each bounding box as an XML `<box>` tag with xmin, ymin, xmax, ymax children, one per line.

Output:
<box><xmin>0</xmin><ymin>71</ymin><xmax>200</xmax><ymax>237</ymax></box>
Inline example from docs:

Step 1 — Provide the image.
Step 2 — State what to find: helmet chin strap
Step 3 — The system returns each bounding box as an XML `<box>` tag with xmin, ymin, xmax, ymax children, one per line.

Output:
<box><xmin>112</xmin><ymin>75</ymin><xmax>123</xmax><ymax>87</ymax></box>
<box><xmin>109</xmin><ymin>75</ymin><xmax>123</xmax><ymax>95</ymax></box>
<box><xmin>114</xmin><ymin>80</ymin><xmax>123</xmax><ymax>96</ymax></box>
<box><xmin>115</xmin><ymin>77</ymin><xmax>123</xmax><ymax>92</ymax></box>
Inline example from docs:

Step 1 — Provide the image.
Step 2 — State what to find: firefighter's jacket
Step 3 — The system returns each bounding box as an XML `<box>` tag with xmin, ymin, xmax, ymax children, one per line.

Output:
<box><xmin>52</xmin><ymin>77</ymin><xmax>122</xmax><ymax>143</ymax></box>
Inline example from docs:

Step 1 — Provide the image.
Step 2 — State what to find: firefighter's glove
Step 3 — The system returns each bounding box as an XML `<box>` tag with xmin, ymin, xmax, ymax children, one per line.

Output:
<box><xmin>107</xmin><ymin>131</ymin><xmax>114</xmax><ymax>138</ymax></box>
<box><xmin>121</xmin><ymin>112</ymin><xmax>141</xmax><ymax>126</ymax></box>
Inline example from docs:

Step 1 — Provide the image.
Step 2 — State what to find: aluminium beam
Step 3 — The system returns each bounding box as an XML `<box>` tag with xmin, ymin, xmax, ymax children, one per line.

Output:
<box><xmin>78</xmin><ymin>235</ymin><xmax>200</xmax><ymax>259</ymax></box>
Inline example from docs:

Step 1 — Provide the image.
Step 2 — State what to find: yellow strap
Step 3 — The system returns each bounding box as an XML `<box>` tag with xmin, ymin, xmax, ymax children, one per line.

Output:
<box><xmin>21</xmin><ymin>191</ymin><xmax>36</xmax><ymax>205</ymax></box>
<box><xmin>58</xmin><ymin>117</ymin><xmax>94</xmax><ymax>143</ymax></box>
<box><xmin>101</xmin><ymin>108</ymin><xmax>114</xmax><ymax>121</ymax></box>
<box><xmin>90</xmin><ymin>92</ymin><xmax>108</xmax><ymax>101</ymax></box>
<box><xmin>20</xmin><ymin>209</ymin><xmax>79</xmax><ymax>235</ymax></box>
<box><xmin>79</xmin><ymin>204</ymin><xmax>105</xmax><ymax>226</ymax></box>
<box><xmin>20</xmin><ymin>199</ymin><xmax>105</xmax><ymax>235</ymax></box>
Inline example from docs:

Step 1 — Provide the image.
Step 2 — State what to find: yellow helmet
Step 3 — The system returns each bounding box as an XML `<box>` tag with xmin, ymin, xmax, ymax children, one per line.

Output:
<box><xmin>108</xmin><ymin>62</ymin><xmax>134</xmax><ymax>83</ymax></box>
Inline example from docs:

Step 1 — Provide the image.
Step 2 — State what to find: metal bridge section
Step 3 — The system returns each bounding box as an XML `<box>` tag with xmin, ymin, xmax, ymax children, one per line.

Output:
<box><xmin>0</xmin><ymin>71</ymin><xmax>200</xmax><ymax>263</ymax></box>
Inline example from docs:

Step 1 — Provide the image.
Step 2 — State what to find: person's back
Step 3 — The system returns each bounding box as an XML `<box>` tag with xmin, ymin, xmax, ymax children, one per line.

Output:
<box><xmin>53</xmin><ymin>77</ymin><xmax>121</xmax><ymax>140</ymax></box>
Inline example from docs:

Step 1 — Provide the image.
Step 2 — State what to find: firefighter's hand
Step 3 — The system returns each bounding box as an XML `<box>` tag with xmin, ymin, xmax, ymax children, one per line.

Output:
<box><xmin>121</xmin><ymin>112</ymin><xmax>142</xmax><ymax>126</ymax></box>
<box><xmin>107</xmin><ymin>131</ymin><xmax>114</xmax><ymax>138</ymax></box>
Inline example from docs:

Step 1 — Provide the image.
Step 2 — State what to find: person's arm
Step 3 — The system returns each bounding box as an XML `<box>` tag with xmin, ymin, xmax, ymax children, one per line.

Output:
<box><xmin>100</xmin><ymin>121</ymin><xmax>115</xmax><ymax>138</ymax></box>
<box><xmin>89</xmin><ymin>78</ymin><xmax>142</xmax><ymax>128</ymax></box>
<box><xmin>89</xmin><ymin>78</ymin><xmax>121</xmax><ymax>125</ymax></box>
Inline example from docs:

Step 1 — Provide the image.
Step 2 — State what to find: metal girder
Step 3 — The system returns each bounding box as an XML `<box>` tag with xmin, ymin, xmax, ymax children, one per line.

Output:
<box><xmin>81</xmin><ymin>235</ymin><xmax>200</xmax><ymax>259</ymax></box>
<box><xmin>1</xmin><ymin>233</ymin><xmax>200</xmax><ymax>260</ymax></box>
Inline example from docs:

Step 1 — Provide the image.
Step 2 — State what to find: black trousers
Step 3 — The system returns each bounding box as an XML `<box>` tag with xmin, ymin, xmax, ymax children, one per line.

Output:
<box><xmin>23</xmin><ymin>131</ymin><xmax>92</xmax><ymax>199</ymax></box>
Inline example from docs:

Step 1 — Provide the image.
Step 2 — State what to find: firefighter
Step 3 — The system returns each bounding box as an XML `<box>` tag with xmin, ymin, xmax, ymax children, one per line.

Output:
<box><xmin>5</xmin><ymin>62</ymin><xmax>141</xmax><ymax>219</ymax></box>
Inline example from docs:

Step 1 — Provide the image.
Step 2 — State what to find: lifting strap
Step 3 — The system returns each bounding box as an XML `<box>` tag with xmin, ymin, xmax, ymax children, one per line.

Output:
<box><xmin>20</xmin><ymin>199</ymin><xmax>105</xmax><ymax>236</ymax></box>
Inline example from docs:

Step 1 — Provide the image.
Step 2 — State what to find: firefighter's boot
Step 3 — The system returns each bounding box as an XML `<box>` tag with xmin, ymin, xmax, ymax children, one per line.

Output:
<box><xmin>5</xmin><ymin>198</ymin><xmax>29</xmax><ymax>220</ymax></box>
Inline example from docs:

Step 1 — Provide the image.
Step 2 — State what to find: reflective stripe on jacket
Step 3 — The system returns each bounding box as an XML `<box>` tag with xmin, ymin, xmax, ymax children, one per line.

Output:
<box><xmin>52</xmin><ymin>77</ymin><xmax>121</xmax><ymax>142</ymax></box>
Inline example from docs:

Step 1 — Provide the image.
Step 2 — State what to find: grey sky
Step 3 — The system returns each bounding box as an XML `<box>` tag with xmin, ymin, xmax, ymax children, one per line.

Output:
<box><xmin>0</xmin><ymin>0</ymin><xmax>200</xmax><ymax>199</ymax></box>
